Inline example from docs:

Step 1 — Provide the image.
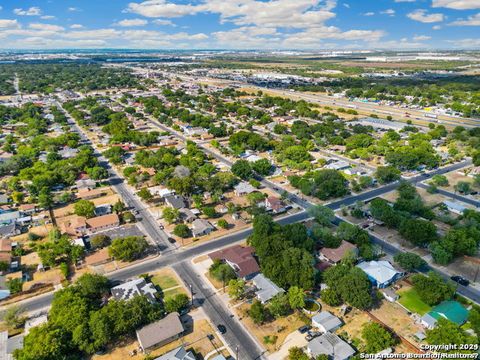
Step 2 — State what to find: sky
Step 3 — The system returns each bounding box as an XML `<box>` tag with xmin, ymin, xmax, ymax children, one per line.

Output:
<box><xmin>0</xmin><ymin>0</ymin><xmax>479</xmax><ymax>50</ymax></box>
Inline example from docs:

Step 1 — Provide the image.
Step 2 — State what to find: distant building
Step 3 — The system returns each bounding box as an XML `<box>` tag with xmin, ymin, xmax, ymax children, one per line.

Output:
<box><xmin>165</xmin><ymin>195</ymin><xmax>187</xmax><ymax>210</ymax></box>
<box><xmin>356</xmin><ymin>261</ymin><xmax>404</xmax><ymax>288</ymax></box>
<box><xmin>265</xmin><ymin>196</ymin><xmax>286</xmax><ymax>214</ymax></box>
<box><xmin>111</xmin><ymin>277</ymin><xmax>157</xmax><ymax>303</ymax></box>
<box><xmin>443</xmin><ymin>201</ymin><xmax>468</xmax><ymax>215</ymax></box>
<box><xmin>324</xmin><ymin>161</ymin><xmax>351</xmax><ymax>171</ymax></box>
<box><xmin>136</xmin><ymin>312</ymin><xmax>184</xmax><ymax>352</ymax></box>
<box><xmin>381</xmin><ymin>288</ymin><xmax>399</xmax><ymax>302</ymax></box>
<box><xmin>307</xmin><ymin>332</ymin><xmax>355</xmax><ymax>360</ymax></box>
<box><xmin>252</xmin><ymin>274</ymin><xmax>284</xmax><ymax>304</ymax></box>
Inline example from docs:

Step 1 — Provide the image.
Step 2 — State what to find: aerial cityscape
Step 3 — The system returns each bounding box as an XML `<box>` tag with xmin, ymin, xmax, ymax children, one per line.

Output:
<box><xmin>0</xmin><ymin>1</ymin><xmax>479</xmax><ymax>360</ymax></box>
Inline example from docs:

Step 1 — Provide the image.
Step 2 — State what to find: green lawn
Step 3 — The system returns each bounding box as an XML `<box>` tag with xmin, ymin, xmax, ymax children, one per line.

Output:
<box><xmin>151</xmin><ymin>273</ymin><xmax>179</xmax><ymax>290</ymax></box>
<box><xmin>398</xmin><ymin>288</ymin><xmax>432</xmax><ymax>315</ymax></box>
<box><xmin>164</xmin><ymin>287</ymin><xmax>188</xmax><ymax>298</ymax></box>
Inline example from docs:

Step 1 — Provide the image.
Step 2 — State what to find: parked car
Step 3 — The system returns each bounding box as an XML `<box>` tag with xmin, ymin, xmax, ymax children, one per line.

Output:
<box><xmin>305</xmin><ymin>331</ymin><xmax>321</xmax><ymax>341</ymax></box>
<box><xmin>451</xmin><ymin>275</ymin><xmax>469</xmax><ymax>287</ymax></box>
<box><xmin>217</xmin><ymin>324</ymin><xmax>227</xmax><ymax>334</ymax></box>
<box><xmin>298</xmin><ymin>325</ymin><xmax>311</xmax><ymax>334</ymax></box>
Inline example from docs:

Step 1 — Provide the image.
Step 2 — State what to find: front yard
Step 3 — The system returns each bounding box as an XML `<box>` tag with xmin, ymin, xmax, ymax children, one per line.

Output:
<box><xmin>398</xmin><ymin>287</ymin><xmax>432</xmax><ymax>315</ymax></box>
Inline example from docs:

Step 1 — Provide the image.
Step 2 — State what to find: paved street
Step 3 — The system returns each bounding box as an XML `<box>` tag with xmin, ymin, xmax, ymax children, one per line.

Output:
<box><xmin>17</xmin><ymin>102</ymin><xmax>474</xmax><ymax>358</ymax></box>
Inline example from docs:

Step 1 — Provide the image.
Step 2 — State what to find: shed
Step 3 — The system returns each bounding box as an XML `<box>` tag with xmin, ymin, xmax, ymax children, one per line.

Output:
<box><xmin>311</xmin><ymin>311</ymin><xmax>342</xmax><ymax>333</ymax></box>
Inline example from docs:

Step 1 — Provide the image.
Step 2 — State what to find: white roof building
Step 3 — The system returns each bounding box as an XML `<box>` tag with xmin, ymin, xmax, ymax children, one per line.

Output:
<box><xmin>356</xmin><ymin>260</ymin><xmax>403</xmax><ymax>289</ymax></box>
<box><xmin>252</xmin><ymin>274</ymin><xmax>284</xmax><ymax>303</ymax></box>
<box><xmin>311</xmin><ymin>311</ymin><xmax>343</xmax><ymax>333</ymax></box>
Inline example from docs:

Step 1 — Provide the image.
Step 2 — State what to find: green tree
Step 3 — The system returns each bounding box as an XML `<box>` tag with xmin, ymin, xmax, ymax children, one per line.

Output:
<box><xmin>231</xmin><ymin>160</ymin><xmax>253</xmax><ymax>180</ymax></box>
<box><xmin>173</xmin><ymin>224</ymin><xmax>190</xmax><ymax>238</ymax></box>
<box><xmin>287</xmin><ymin>286</ymin><xmax>305</xmax><ymax>310</ymax></box>
<box><xmin>217</xmin><ymin>219</ymin><xmax>229</xmax><ymax>229</ymax></box>
<box><xmin>3</xmin><ymin>305</ymin><xmax>27</xmax><ymax>329</ymax></box>
<box><xmin>162</xmin><ymin>207</ymin><xmax>180</xmax><ymax>224</ymax></box>
<box><xmin>112</xmin><ymin>200</ymin><xmax>126</xmax><ymax>214</ymax></box>
<box><xmin>108</xmin><ymin>236</ymin><xmax>148</xmax><ymax>262</ymax></box>
<box><xmin>164</xmin><ymin>293</ymin><xmax>190</xmax><ymax>313</ymax></box>
<box><xmin>375</xmin><ymin>166</ymin><xmax>401</xmax><ymax>184</ymax></box>
<box><xmin>252</xmin><ymin>158</ymin><xmax>272</xmax><ymax>176</ymax></box>
<box><xmin>209</xmin><ymin>259</ymin><xmax>236</xmax><ymax>288</ymax></box>
<box><xmin>7</xmin><ymin>278</ymin><xmax>23</xmax><ymax>294</ymax></box>
<box><xmin>137</xmin><ymin>187</ymin><xmax>153</xmax><ymax>202</ymax></box>
<box><xmin>288</xmin><ymin>347</ymin><xmax>309</xmax><ymax>360</ymax></box>
<box><xmin>399</xmin><ymin>218</ymin><xmax>438</xmax><ymax>246</ymax></box>
<box><xmin>227</xmin><ymin>279</ymin><xmax>245</xmax><ymax>300</ymax></box>
<box><xmin>73</xmin><ymin>199</ymin><xmax>95</xmax><ymax>218</ymax></box>
<box><xmin>249</xmin><ymin>300</ymin><xmax>269</xmax><ymax>324</ymax></box>
<box><xmin>426</xmin><ymin>318</ymin><xmax>477</xmax><ymax>347</ymax></box>
<box><xmin>307</xmin><ymin>205</ymin><xmax>334</xmax><ymax>227</ymax></box>
<box><xmin>320</xmin><ymin>288</ymin><xmax>342</xmax><ymax>307</ymax></box>
<box><xmin>393</xmin><ymin>252</ymin><xmax>427</xmax><ymax>272</ymax></box>
<box><xmin>90</xmin><ymin>234</ymin><xmax>110</xmax><ymax>249</ymax></box>
<box><xmin>269</xmin><ymin>293</ymin><xmax>291</xmax><ymax>318</ymax></box>
<box><xmin>362</xmin><ymin>322</ymin><xmax>396</xmax><ymax>353</ymax></box>
<box><xmin>411</xmin><ymin>272</ymin><xmax>455</xmax><ymax>306</ymax></box>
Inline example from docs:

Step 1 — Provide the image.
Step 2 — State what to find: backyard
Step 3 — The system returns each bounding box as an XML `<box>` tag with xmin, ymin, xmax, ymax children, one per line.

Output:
<box><xmin>398</xmin><ymin>288</ymin><xmax>432</xmax><ymax>315</ymax></box>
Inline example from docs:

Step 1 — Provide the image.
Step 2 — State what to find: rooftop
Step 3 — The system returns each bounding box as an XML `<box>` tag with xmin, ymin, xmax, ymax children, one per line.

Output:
<box><xmin>136</xmin><ymin>312</ymin><xmax>184</xmax><ymax>350</ymax></box>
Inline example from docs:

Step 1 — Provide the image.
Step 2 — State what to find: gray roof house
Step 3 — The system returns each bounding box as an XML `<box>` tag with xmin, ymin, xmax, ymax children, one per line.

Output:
<box><xmin>191</xmin><ymin>219</ymin><xmax>214</xmax><ymax>237</ymax></box>
<box><xmin>136</xmin><ymin>312</ymin><xmax>184</xmax><ymax>351</ymax></box>
<box><xmin>0</xmin><ymin>211</ymin><xmax>21</xmax><ymax>226</ymax></box>
<box><xmin>252</xmin><ymin>274</ymin><xmax>284</xmax><ymax>304</ymax></box>
<box><xmin>312</xmin><ymin>311</ymin><xmax>343</xmax><ymax>333</ymax></box>
<box><xmin>154</xmin><ymin>346</ymin><xmax>195</xmax><ymax>360</ymax></box>
<box><xmin>165</xmin><ymin>195</ymin><xmax>187</xmax><ymax>210</ymax></box>
<box><xmin>307</xmin><ymin>332</ymin><xmax>356</xmax><ymax>360</ymax></box>
<box><xmin>0</xmin><ymin>194</ymin><xmax>10</xmax><ymax>204</ymax></box>
<box><xmin>0</xmin><ymin>223</ymin><xmax>19</xmax><ymax>238</ymax></box>
<box><xmin>234</xmin><ymin>182</ymin><xmax>256</xmax><ymax>196</ymax></box>
<box><xmin>179</xmin><ymin>208</ymin><xmax>197</xmax><ymax>223</ymax></box>
<box><xmin>111</xmin><ymin>278</ymin><xmax>157</xmax><ymax>303</ymax></box>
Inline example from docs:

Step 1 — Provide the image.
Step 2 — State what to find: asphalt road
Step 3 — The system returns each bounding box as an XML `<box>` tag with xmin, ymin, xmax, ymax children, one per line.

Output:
<box><xmin>417</xmin><ymin>182</ymin><xmax>480</xmax><ymax>208</ymax></box>
<box><xmin>14</xmin><ymin>102</ymin><xmax>476</xmax><ymax>356</ymax></box>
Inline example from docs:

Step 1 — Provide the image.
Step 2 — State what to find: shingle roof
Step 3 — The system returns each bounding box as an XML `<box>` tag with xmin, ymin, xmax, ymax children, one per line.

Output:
<box><xmin>136</xmin><ymin>313</ymin><xmax>184</xmax><ymax>350</ymax></box>
<box><xmin>356</xmin><ymin>260</ymin><xmax>401</xmax><ymax>285</ymax></box>
<box><xmin>86</xmin><ymin>213</ymin><xmax>119</xmax><ymax>230</ymax></box>
<box><xmin>209</xmin><ymin>245</ymin><xmax>260</xmax><ymax>278</ymax></box>
<box><xmin>320</xmin><ymin>241</ymin><xmax>357</xmax><ymax>263</ymax></box>
<box><xmin>154</xmin><ymin>346</ymin><xmax>196</xmax><ymax>360</ymax></box>
<box><xmin>111</xmin><ymin>278</ymin><xmax>157</xmax><ymax>302</ymax></box>
<box><xmin>308</xmin><ymin>332</ymin><xmax>355</xmax><ymax>360</ymax></box>
<box><xmin>252</xmin><ymin>274</ymin><xmax>284</xmax><ymax>303</ymax></box>
<box><xmin>312</xmin><ymin>311</ymin><xmax>342</xmax><ymax>332</ymax></box>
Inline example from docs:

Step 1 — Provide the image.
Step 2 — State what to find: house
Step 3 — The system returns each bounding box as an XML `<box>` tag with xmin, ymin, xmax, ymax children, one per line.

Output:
<box><xmin>0</xmin><ymin>238</ymin><xmax>12</xmax><ymax>255</ymax></box>
<box><xmin>18</xmin><ymin>204</ymin><xmax>37</xmax><ymax>215</ymax></box>
<box><xmin>58</xmin><ymin>147</ymin><xmax>79</xmax><ymax>159</ymax></box>
<box><xmin>60</xmin><ymin>216</ymin><xmax>87</xmax><ymax>236</ymax></box>
<box><xmin>0</xmin><ymin>223</ymin><xmax>19</xmax><ymax>239</ymax></box>
<box><xmin>252</xmin><ymin>274</ymin><xmax>284</xmax><ymax>304</ymax></box>
<box><xmin>75</xmin><ymin>178</ymin><xmax>96</xmax><ymax>190</ymax></box>
<box><xmin>111</xmin><ymin>277</ymin><xmax>157</xmax><ymax>303</ymax></box>
<box><xmin>154</xmin><ymin>346</ymin><xmax>196</xmax><ymax>360</ymax></box>
<box><xmin>191</xmin><ymin>219</ymin><xmax>214</xmax><ymax>237</ymax></box>
<box><xmin>467</xmin><ymin>166</ymin><xmax>480</xmax><ymax>178</ymax></box>
<box><xmin>76</xmin><ymin>188</ymin><xmax>107</xmax><ymax>200</ymax></box>
<box><xmin>86</xmin><ymin>213</ymin><xmax>120</xmax><ymax>233</ymax></box>
<box><xmin>179</xmin><ymin>208</ymin><xmax>197</xmax><ymax>223</ymax></box>
<box><xmin>443</xmin><ymin>200</ymin><xmax>468</xmax><ymax>215</ymax></box>
<box><xmin>165</xmin><ymin>195</ymin><xmax>187</xmax><ymax>210</ymax></box>
<box><xmin>265</xmin><ymin>196</ymin><xmax>286</xmax><ymax>214</ymax></box>
<box><xmin>234</xmin><ymin>182</ymin><xmax>256</xmax><ymax>196</ymax></box>
<box><xmin>307</xmin><ymin>332</ymin><xmax>355</xmax><ymax>360</ymax></box>
<box><xmin>324</xmin><ymin>161</ymin><xmax>351</xmax><ymax>171</ymax></box>
<box><xmin>381</xmin><ymin>288</ymin><xmax>399</xmax><ymax>302</ymax></box>
<box><xmin>209</xmin><ymin>245</ymin><xmax>260</xmax><ymax>280</ymax></box>
<box><xmin>136</xmin><ymin>312</ymin><xmax>184</xmax><ymax>352</ymax></box>
<box><xmin>420</xmin><ymin>301</ymin><xmax>469</xmax><ymax>329</ymax></box>
<box><xmin>0</xmin><ymin>211</ymin><xmax>21</xmax><ymax>226</ymax></box>
<box><xmin>311</xmin><ymin>311</ymin><xmax>343</xmax><ymax>333</ymax></box>
<box><xmin>356</xmin><ymin>260</ymin><xmax>404</xmax><ymax>288</ymax></box>
<box><xmin>0</xmin><ymin>194</ymin><xmax>9</xmax><ymax>205</ymax></box>
<box><xmin>344</xmin><ymin>167</ymin><xmax>369</xmax><ymax>176</ymax></box>
<box><xmin>320</xmin><ymin>241</ymin><xmax>358</xmax><ymax>264</ymax></box>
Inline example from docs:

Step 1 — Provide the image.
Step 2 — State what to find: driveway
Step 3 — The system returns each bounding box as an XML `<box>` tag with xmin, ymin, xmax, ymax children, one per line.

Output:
<box><xmin>268</xmin><ymin>330</ymin><xmax>307</xmax><ymax>360</ymax></box>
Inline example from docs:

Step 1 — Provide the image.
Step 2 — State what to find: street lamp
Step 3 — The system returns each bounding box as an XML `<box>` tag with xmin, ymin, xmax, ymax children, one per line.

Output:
<box><xmin>188</xmin><ymin>283</ymin><xmax>194</xmax><ymax>307</ymax></box>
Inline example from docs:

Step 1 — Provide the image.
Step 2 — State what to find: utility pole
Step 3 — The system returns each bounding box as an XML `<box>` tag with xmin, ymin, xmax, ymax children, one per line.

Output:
<box><xmin>236</xmin><ymin>345</ymin><xmax>239</xmax><ymax>360</ymax></box>
<box><xmin>188</xmin><ymin>283</ymin><xmax>194</xmax><ymax>307</ymax></box>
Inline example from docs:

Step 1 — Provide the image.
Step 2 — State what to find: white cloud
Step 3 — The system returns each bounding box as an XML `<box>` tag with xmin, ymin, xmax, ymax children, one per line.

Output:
<box><xmin>446</xmin><ymin>38</ymin><xmax>480</xmax><ymax>48</ymax></box>
<box><xmin>407</xmin><ymin>9</ymin><xmax>444</xmax><ymax>23</ymax></box>
<box><xmin>432</xmin><ymin>0</ymin><xmax>480</xmax><ymax>10</ymax></box>
<box><xmin>381</xmin><ymin>9</ymin><xmax>396</xmax><ymax>16</ymax></box>
<box><xmin>29</xmin><ymin>23</ymin><xmax>65</xmax><ymax>32</ymax></box>
<box><xmin>432</xmin><ymin>25</ymin><xmax>442</xmax><ymax>30</ymax></box>
<box><xmin>413</xmin><ymin>34</ymin><xmax>431</xmax><ymax>41</ymax></box>
<box><xmin>115</xmin><ymin>18</ymin><xmax>148</xmax><ymax>27</ymax></box>
<box><xmin>14</xmin><ymin>7</ymin><xmax>42</xmax><ymax>16</ymax></box>
<box><xmin>363</xmin><ymin>12</ymin><xmax>375</xmax><ymax>16</ymax></box>
<box><xmin>40</xmin><ymin>15</ymin><xmax>56</xmax><ymax>20</ymax></box>
<box><xmin>63</xmin><ymin>29</ymin><xmax>122</xmax><ymax>39</ymax></box>
<box><xmin>68</xmin><ymin>7</ymin><xmax>82</xmax><ymax>12</ymax></box>
<box><xmin>0</xmin><ymin>19</ymin><xmax>20</xmax><ymax>29</ymax></box>
<box><xmin>153</xmin><ymin>19</ymin><xmax>175</xmax><ymax>26</ymax></box>
<box><xmin>449</xmin><ymin>13</ymin><xmax>480</xmax><ymax>26</ymax></box>
<box><xmin>126</xmin><ymin>0</ymin><xmax>203</xmax><ymax>18</ymax></box>
<box><xmin>70</xmin><ymin>24</ymin><xmax>84</xmax><ymax>29</ymax></box>
<box><xmin>343</xmin><ymin>3</ymin><xmax>350</xmax><ymax>8</ymax></box>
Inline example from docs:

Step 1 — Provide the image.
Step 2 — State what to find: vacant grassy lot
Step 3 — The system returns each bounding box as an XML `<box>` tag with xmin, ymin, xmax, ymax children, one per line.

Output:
<box><xmin>150</xmin><ymin>268</ymin><xmax>180</xmax><ymax>290</ymax></box>
<box><xmin>398</xmin><ymin>288</ymin><xmax>432</xmax><ymax>315</ymax></box>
